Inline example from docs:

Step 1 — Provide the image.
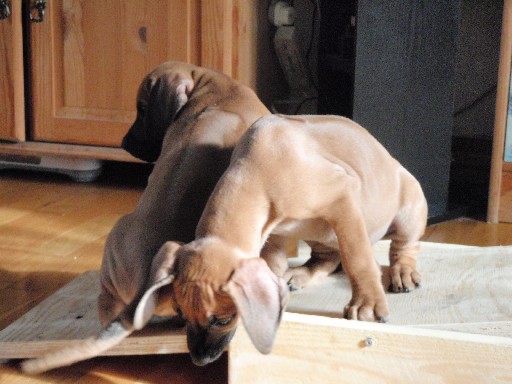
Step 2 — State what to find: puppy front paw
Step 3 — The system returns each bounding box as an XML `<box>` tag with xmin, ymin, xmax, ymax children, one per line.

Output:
<box><xmin>343</xmin><ymin>292</ymin><xmax>389</xmax><ymax>322</ymax></box>
<box><xmin>388</xmin><ymin>263</ymin><xmax>421</xmax><ymax>293</ymax></box>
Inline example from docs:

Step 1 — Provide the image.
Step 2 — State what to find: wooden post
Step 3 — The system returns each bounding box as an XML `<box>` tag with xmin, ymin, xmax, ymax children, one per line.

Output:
<box><xmin>488</xmin><ymin>0</ymin><xmax>512</xmax><ymax>223</ymax></box>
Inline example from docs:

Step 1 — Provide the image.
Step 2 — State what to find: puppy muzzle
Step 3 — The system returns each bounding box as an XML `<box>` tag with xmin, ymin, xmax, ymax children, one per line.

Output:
<box><xmin>121</xmin><ymin>126</ymin><xmax>161</xmax><ymax>163</ymax></box>
<box><xmin>186</xmin><ymin>325</ymin><xmax>237</xmax><ymax>366</ymax></box>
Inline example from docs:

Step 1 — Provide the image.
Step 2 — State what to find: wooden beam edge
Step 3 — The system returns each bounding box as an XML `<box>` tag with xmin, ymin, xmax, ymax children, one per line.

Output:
<box><xmin>0</xmin><ymin>332</ymin><xmax>189</xmax><ymax>359</ymax></box>
<box><xmin>229</xmin><ymin>312</ymin><xmax>512</xmax><ymax>384</ymax></box>
<box><xmin>412</xmin><ymin>320</ymin><xmax>512</xmax><ymax>338</ymax></box>
<box><xmin>278</xmin><ymin>313</ymin><xmax>512</xmax><ymax>345</ymax></box>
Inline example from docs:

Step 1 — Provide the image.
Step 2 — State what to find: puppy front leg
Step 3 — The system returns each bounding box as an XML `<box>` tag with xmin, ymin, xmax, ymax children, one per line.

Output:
<box><xmin>330</xmin><ymin>202</ymin><xmax>389</xmax><ymax>322</ymax></box>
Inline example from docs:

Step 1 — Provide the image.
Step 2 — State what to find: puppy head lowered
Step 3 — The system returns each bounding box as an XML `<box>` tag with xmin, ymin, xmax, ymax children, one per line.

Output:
<box><xmin>20</xmin><ymin>240</ymin><xmax>288</xmax><ymax>374</ymax></box>
<box><xmin>138</xmin><ymin>239</ymin><xmax>289</xmax><ymax>366</ymax></box>
<box><xmin>121</xmin><ymin>62</ymin><xmax>194</xmax><ymax>162</ymax></box>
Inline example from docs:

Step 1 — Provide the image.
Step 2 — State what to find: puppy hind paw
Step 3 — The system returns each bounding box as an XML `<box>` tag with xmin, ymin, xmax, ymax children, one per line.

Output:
<box><xmin>287</xmin><ymin>281</ymin><xmax>300</xmax><ymax>292</ymax></box>
<box><xmin>388</xmin><ymin>264</ymin><xmax>421</xmax><ymax>294</ymax></box>
<box><xmin>388</xmin><ymin>281</ymin><xmax>421</xmax><ymax>293</ymax></box>
<box><xmin>283</xmin><ymin>267</ymin><xmax>313</xmax><ymax>291</ymax></box>
<box><xmin>285</xmin><ymin>276</ymin><xmax>306</xmax><ymax>292</ymax></box>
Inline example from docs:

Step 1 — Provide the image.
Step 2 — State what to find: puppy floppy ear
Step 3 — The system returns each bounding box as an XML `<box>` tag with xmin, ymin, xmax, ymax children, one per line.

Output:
<box><xmin>132</xmin><ymin>241</ymin><xmax>182</xmax><ymax>329</ymax></box>
<box><xmin>122</xmin><ymin>76</ymin><xmax>193</xmax><ymax>162</ymax></box>
<box><xmin>224</xmin><ymin>258</ymin><xmax>289</xmax><ymax>354</ymax></box>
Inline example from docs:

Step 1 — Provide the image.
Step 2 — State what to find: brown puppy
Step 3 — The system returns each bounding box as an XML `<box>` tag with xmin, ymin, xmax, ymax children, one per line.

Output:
<box><xmin>126</xmin><ymin>113</ymin><xmax>427</xmax><ymax>362</ymax></box>
<box><xmin>20</xmin><ymin>61</ymin><xmax>271</xmax><ymax>374</ymax></box>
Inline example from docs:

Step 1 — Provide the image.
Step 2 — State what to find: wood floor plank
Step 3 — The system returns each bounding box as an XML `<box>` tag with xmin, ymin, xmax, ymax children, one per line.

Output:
<box><xmin>421</xmin><ymin>217</ymin><xmax>512</xmax><ymax>246</ymax></box>
<box><xmin>36</xmin><ymin>214</ymin><xmax>119</xmax><ymax>257</ymax></box>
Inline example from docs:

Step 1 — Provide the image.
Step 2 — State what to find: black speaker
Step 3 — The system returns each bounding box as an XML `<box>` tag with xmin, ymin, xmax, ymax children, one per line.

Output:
<box><xmin>318</xmin><ymin>0</ymin><xmax>461</xmax><ymax>218</ymax></box>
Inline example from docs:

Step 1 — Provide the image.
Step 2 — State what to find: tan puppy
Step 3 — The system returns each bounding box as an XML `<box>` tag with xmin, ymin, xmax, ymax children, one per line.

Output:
<box><xmin>20</xmin><ymin>61</ymin><xmax>270</xmax><ymax>374</ymax></box>
<box><xmin>114</xmin><ymin>113</ymin><xmax>427</xmax><ymax>364</ymax></box>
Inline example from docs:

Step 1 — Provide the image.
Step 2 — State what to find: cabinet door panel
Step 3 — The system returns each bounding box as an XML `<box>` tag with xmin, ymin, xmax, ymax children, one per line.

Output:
<box><xmin>31</xmin><ymin>0</ymin><xmax>200</xmax><ymax>147</ymax></box>
<box><xmin>0</xmin><ymin>0</ymin><xmax>25</xmax><ymax>141</ymax></box>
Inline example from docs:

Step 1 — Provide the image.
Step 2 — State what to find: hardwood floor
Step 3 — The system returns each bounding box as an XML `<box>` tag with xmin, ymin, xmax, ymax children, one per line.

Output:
<box><xmin>423</xmin><ymin>216</ymin><xmax>512</xmax><ymax>246</ymax></box>
<box><xmin>1</xmin><ymin>167</ymin><xmax>511</xmax><ymax>383</ymax></box>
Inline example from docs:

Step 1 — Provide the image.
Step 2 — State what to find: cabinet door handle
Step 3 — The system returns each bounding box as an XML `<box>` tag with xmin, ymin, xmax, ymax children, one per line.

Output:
<box><xmin>29</xmin><ymin>0</ymin><xmax>46</xmax><ymax>23</ymax></box>
<box><xmin>0</xmin><ymin>0</ymin><xmax>10</xmax><ymax>20</ymax></box>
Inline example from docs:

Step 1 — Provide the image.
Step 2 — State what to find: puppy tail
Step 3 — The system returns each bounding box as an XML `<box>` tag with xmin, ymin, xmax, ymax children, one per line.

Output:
<box><xmin>20</xmin><ymin>320</ymin><xmax>132</xmax><ymax>375</ymax></box>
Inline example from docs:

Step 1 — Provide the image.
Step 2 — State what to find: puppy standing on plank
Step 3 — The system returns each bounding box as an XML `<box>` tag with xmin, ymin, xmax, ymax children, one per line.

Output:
<box><xmin>21</xmin><ymin>107</ymin><xmax>427</xmax><ymax>371</ymax></box>
<box><xmin>122</xmin><ymin>113</ymin><xmax>428</xmax><ymax>363</ymax></box>
<box><xmin>20</xmin><ymin>61</ymin><xmax>271</xmax><ymax>374</ymax></box>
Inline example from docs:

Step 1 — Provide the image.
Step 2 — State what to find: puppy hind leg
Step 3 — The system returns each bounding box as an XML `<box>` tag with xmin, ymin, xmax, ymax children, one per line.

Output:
<box><xmin>98</xmin><ymin>289</ymin><xmax>126</xmax><ymax>327</ymax></box>
<box><xmin>388</xmin><ymin>239</ymin><xmax>421</xmax><ymax>293</ymax></box>
<box><xmin>261</xmin><ymin>235</ymin><xmax>292</xmax><ymax>278</ymax></box>
<box><xmin>283</xmin><ymin>241</ymin><xmax>340</xmax><ymax>291</ymax></box>
<box><xmin>388</xmin><ymin>201</ymin><xmax>427</xmax><ymax>293</ymax></box>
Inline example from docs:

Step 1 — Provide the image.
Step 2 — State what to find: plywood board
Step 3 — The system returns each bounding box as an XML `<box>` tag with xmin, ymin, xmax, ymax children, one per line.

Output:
<box><xmin>287</xmin><ymin>241</ymin><xmax>512</xmax><ymax>336</ymax></box>
<box><xmin>0</xmin><ymin>241</ymin><xmax>511</xmax><ymax>361</ymax></box>
<box><xmin>229</xmin><ymin>312</ymin><xmax>512</xmax><ymax>384</ymax></box>
<box><xmin>0</xmin><ymin>271</ymin><xmax>188</xmax><ymax>359</ymax></box>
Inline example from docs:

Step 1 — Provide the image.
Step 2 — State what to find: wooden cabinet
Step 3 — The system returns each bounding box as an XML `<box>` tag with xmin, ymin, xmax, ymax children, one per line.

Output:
<box><xmin>0</xmin><ymin>0</ymin><xmax>266</xmax><ymax>161</ymax></box>
<box><xmin>30</xmin><ymin>0</ymin><xmax>200</xmax><ymax>147</ymax></box>
<box><xmin>0</xmin><ymin>0</ymin><xmax>25</xmax><ymax>142</ymax></box>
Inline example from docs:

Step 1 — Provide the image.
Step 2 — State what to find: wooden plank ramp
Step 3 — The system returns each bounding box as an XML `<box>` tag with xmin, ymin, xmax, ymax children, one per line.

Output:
<box><xmin>0</xmin><ymin>271</ymin><xmax>188</xmax><ymax>359</ymax></box>
<box><xmin>229</xmin><ymin>241</ymin><xmax>512</xmax><ymax>384</ymax></box>
<box><xmin>287</xmin><ymin>241</ymin><xmax>512</xmax><ymax>335</ymax></box>
<box><xmin>229</xmin><ymin>312</ymin><xmax>512</xmax><ymax>384</ymax></box>
<box><xmin>0</xmin><ymin>240</ymin><xmax>511</xmax><ymax>383</ymax></box>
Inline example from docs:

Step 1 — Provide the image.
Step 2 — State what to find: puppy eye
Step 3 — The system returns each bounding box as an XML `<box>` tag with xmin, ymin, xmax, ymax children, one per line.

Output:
<box><xmin>176</xmin><ymin>307</ymin><xmax>185</xmax><ymax>319</ymax></box>
<box><xmin>209</xmin><ymin>315</ymin><xmax>234</xmax><ymax>328</ymax></box>
<box><xmin>136</xmin><ymin>102</ymin><xmax>147</xmax><ymax>116</ymax></box>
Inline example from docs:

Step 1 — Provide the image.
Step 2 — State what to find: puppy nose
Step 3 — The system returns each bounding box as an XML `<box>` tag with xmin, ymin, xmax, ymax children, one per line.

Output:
<box><xmin>186</xmin><ymin>324</ymin><xmax>235</xmax><ymax>366</ymax></box>
<box><xmin>187</xmin><ymin>326</ymin><xmax>214</xmax><ymax>366</ymax></box>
